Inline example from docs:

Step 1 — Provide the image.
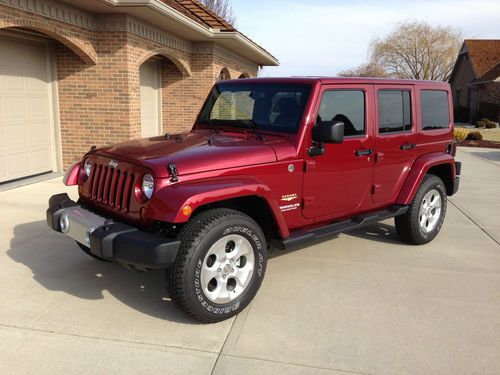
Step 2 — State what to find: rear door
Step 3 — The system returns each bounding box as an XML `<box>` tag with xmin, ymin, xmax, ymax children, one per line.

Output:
<box><xmin>372</xmin><ymin>84</ymin><xmax>417</xmax><ymax>204</ymax></box>
<box><xmin>302</xmin><ymin>84</ymin><xmax>375</xmax><ymax>219</ymax></box>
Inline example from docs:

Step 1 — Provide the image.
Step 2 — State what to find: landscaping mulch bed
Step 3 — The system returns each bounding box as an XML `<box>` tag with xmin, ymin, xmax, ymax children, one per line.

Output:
<box><xmin>458</xmin><ymin>140</ymin><xmax>500</xmax><ymax>149</ymax></box>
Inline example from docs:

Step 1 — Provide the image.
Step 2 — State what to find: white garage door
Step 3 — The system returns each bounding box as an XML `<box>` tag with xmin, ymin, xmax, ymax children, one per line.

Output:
<box><xmin>140</xmin><ymin>60</ymin><xmax>161</xmax><ymax>138</ymax></box>
<box><xmin>0</xmin><ymin>34</ymin><xmax>54</xmax><ymax>183</ymax></box>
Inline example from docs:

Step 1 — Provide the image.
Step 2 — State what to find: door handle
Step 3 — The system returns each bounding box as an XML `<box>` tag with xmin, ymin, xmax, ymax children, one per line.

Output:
<box><xmin>400</xmin><ymin>143</ymin><xmax>416</xmax><ymax>151</ymax></box>
<box><xmin>355</xmin><ymin>148</ymin><xmax>373</xmax><ymax>157</ymax></box>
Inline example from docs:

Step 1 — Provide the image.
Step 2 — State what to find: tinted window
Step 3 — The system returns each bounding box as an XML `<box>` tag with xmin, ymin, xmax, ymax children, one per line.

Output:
<box><xmin>317</xmin><ymin>90</ymin><xmax>365</xmax><ymax>136</ymax></box>
<box><xmin>421</xmin><ymin>90</ymin><xmax>450</xmax><ymax>130</ymax></box>
<box><xmin>378</xmin><ymin>90</ymin><xmax>412</xmax><ymax>134</ymax></box>
<box><xmin>198</xmin><ymin>83</ymin><xmax>311</xmax><ymax>134</ymax></box>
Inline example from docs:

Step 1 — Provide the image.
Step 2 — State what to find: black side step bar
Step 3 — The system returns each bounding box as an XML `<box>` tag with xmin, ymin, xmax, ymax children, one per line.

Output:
<box><xmin>272</xmin><ymin>205</ymin><xmax>409</xmax><ymax>250</ymax></box>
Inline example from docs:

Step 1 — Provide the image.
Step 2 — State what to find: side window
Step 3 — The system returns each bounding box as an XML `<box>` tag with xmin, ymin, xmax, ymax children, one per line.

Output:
<box><xmin>420</xmin><ymin>90</ymin><xmax>450</xmax><ymax>130</ymax></box>
<box><xmin>317</xmin><ymin>90</ymin><xmax>365</xmax><ymax>136</ymax></box>
<box><xmin>378</xmin><ymin>90</ymin><xmax>412</xmax><ymax>134</ymax></box>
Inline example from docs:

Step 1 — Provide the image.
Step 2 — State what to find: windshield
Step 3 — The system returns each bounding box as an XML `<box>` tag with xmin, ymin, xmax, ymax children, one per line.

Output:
<box><xmin>197</xmin><ymin>83</ymin><xmax>312</xmax><ymax>134</ymax></box>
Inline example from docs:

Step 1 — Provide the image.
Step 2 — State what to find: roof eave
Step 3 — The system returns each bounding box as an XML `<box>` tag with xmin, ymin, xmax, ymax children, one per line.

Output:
<box><xmin>212</xmin><ymin>31</ymin><xmax>279</xmax><ymax>66</ymax></box>
<box><xmin>100</xmin><ymin>0</ymin><xmax>278</xmax><ymax>66</ymax></box>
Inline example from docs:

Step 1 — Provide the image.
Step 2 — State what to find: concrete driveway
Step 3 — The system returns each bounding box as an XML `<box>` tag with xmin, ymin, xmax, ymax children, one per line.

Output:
<box><xmin>1</xmin><ymin>148</ymin><xmax>499</xmax><ymax>375</ymax></box>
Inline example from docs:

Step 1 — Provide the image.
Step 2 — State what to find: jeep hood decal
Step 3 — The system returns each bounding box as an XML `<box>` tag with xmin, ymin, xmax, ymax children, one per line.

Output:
<box><xmin>93</xmin><ymin>131</ymin><xmax>279</xmax><ymax>178</ymax></box>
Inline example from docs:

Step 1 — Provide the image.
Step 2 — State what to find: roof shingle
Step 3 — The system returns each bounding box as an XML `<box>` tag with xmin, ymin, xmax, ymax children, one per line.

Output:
<box><xmin>464</xmin><ymin>39</ymin><xmax>500</xmax><ymax>80</ymax></box>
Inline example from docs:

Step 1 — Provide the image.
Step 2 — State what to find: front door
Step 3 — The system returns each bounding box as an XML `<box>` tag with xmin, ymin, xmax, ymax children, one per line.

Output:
<box><xmin>302</xmin><ymin>85</ymin><xmax>375</xmax><ymax>219</ymax></box>
<box><xmin>140</xmin><ymin>60</ymin><xmax>161</xmax><ymax>138</ymax></box>
<box><xmin>372</xmin><ymin>85</ymin><xmax>417</xmax><ymax>204</ymax></box>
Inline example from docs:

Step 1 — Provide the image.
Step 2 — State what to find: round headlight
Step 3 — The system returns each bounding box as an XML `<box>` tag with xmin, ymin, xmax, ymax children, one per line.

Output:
<box><xmin>142</xmin><ymin>174</ymin><xmax>155</xmax><ymax>200</ymax></box>
<box><xmin>84</xmin><ymin>158</ymin><xmax>92</xmax><ymax>177</ymax></box>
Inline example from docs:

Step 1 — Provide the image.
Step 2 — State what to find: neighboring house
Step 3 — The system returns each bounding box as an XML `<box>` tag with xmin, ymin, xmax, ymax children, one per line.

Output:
<box><xmin>0</xmin><ymin>0</ymin><xmax>278</xmax><ymax>184</ymax></box>
<box><xmin>449</xmin><ymin>39</ymin><xmax>500</xmax><ymax>123</ymax></box>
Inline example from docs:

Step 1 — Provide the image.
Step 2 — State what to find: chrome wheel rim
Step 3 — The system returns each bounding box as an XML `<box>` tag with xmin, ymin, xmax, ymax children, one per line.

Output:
<box><xmin>201</xmin><ymin>234</ymin><xmax>255</xmax><ymax>304</ymax></box>
<box><xmin>419</xmin><ymin>189</ymin><xmax>442</xmax><ymax>233</ymax></box>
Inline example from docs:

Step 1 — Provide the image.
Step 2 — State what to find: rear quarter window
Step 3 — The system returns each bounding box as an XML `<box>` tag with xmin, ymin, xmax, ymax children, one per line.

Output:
<box><xmin>420</xmin><ymin>90</ymin><xmax>450</xmax><ymax>131</ymax></box>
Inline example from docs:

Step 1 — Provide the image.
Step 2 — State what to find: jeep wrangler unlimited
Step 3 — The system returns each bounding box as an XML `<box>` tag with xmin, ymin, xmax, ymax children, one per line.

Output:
<box><xmin>47</xmin><ymin>78</ymin><xmax>461</xmax><ymax>322</ymax></box>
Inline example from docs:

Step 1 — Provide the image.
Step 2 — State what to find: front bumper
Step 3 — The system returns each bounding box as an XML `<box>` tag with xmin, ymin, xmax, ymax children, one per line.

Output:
<box><xmin>46</xmin><ymin>193</ymin><xmax>180</xmax><ymax>269</ymax></box>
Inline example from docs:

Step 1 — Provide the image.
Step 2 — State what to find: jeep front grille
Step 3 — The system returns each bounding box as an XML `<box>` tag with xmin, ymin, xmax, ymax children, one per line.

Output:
<box><xmin>88</xmin><ymin>163</ymin><xmax>135</xmax><ymax>212</ymax></box>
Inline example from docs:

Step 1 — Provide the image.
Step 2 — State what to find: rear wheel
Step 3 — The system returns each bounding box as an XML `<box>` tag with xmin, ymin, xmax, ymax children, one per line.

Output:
<box><xmin>166</xmin><ymin>208</ymin><xmax>267</xmax><ymax>323</ymax></box>
<box><xmin>395</xmin><ymin>174</ymin><xmax>447</xmax><ymax>245</ymax></box>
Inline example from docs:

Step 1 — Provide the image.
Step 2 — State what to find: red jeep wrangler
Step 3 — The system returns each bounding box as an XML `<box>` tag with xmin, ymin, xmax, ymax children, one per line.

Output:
<box><xmin>47</xmin><ymin>78</ymin><xmax>461</xmax><ymax>322</ymax></box>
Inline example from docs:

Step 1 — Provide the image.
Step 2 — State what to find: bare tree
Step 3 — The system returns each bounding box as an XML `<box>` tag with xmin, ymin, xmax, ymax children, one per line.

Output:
<box><xmin>338</xmin><ymin>62</ymin><xmax>389</xmax><ymax>78</ymax></box>
<box><xmin>369</xmin><ymin>21</ymin><xmax>462</xmax><ymax>81</ymax></box>
<box><xmin>199</xmin><ymin>0</ymin><xmax>236</xmax><ymax>26</ymax></box>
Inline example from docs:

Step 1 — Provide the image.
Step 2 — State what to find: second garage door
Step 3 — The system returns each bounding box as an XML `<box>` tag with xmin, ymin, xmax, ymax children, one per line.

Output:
<box><xmin>0</xmin><ymin>34</ymin><xmax>55</xmax><ymax>183</ymax></box>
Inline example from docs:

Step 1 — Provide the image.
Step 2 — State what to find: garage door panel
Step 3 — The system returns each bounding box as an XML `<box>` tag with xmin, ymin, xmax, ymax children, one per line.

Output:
<box><xmin>0</xmin><ymin>38</ymin><xmax>46</xmax><ymax>65</ymax></box>
<box><xmin>7</xmin><ymin>151</ymin><xmax>30</xmax><ymax>178</ymax></box>
<box><xmin>31</xmin><ymin>148</ymin><xmax>52</xmax><ymax>170</ymax></box>
<box><xmin>140</xmin><ymin>60</ymin><xmax>160</xmax><ymax>138</ymax></box>
<box><xmin>25</xmin><ymin>67</ymin><xmax>49</xmax><ymax>92</ymax></box>
<box><xmin>0</xmin><ymin>155</ymin><xmax>6</xmax><ymax>181</ymax></box>
<box><xmin>0</xmin><ymin>35</ymin><xmax>54</xmax><ymax>183</ymax></box>
<box><xmin>30</xmin><ymin>122</ymin><xmax>51</xmax><ymax>144</ymax></box>
<box><xmin>4</xmin><ymin>96</ymin><xmax>27</xmax><ymax>121</ymax></box>
<box><xmin>6</xmin><ymin>124</ymin><xmax>29</xmax><ymax>147</ymax></box>
<box><xmin>3</xmin><ymin>70</ymin><xmax>26</xmax><ymax>92</ymax></box>
<box><xmin>29</xmin><ymin>97</ymin><xmax>49</xmax><ymax>120</ymax></box>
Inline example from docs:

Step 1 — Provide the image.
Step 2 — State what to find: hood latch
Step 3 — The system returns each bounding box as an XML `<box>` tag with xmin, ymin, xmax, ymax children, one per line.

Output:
<box><xmin>168</xmin><ymin>163</ymin><xmax>179</xmax><ymax>183</ymax></box>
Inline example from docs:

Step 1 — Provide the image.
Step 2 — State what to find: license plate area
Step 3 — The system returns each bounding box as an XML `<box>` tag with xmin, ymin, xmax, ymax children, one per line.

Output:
<box><xmin>59</xmin><ymin>206</ymin><xmax>106</xmax><ymax>246</ymax></box>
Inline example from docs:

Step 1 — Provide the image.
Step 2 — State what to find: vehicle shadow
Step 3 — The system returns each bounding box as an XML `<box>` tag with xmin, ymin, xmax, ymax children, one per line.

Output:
<box><xmin>345</xmin><ymin>222</ymin><xmax>402</xmax><ymax>244</ymax></box>
<box><xmin>269</xmin><ymin>222</ymin><xmax>401</xmax><ymax>258</ymax></box>
<box><xmin>7</xmin><ymin>220</ymin><xmax>198</xmax><ymax>324</ymax></box>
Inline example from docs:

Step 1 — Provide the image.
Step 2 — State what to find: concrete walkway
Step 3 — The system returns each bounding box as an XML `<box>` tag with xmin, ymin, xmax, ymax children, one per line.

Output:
<box><xmin>0</xmin><ymin>148</ymin><xmax>499</xmax><ymax>374</ymax></box>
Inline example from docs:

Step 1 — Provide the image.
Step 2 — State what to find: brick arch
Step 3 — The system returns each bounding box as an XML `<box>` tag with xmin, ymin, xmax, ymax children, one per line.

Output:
<box><xmin>0</xmin><ymin>19</ymin><xmax>97</xmax><ymax>64</ymax></box>
<box><xmin>138</xmin><ymin>49</ymin><xmax>192</xmax><ymax>77</ymax></box>
<box><xmin>238</xmin><ymin>72</ymin><xmax>251</xmax><ymax>79</ymax></box>
<box><xmin>218</xmin><ymin>67</ymin><xmax>231</xmax><ymax>81</ymax></box>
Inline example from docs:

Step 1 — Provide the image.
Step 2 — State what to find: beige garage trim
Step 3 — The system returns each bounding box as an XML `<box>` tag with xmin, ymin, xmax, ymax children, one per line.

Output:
<box><xmin>0</xmin><ymin>31</ymin><xmax>59</xmax><ymax>183</ymax></box>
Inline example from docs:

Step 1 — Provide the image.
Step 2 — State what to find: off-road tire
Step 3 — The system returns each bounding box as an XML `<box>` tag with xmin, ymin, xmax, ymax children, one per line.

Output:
<box><xmin>166</xmin><ymin>208</ymin><xmax>267</xmax><ymax>323</ymax></box>
<box><xmin>395</xmin><ymin>174</ymin><xmax>447</xmax><ymax>245</ymax></box>
<box><xmin>76</xmin><ymin>242</ymin><xmax>111</xmax><ymax>262</ymax></box>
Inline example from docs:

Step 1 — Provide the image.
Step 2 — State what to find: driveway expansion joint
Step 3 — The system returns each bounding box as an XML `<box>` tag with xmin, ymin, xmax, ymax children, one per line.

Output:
<box><xmin>0</xmin><ymin>323</ymin><xmax>218</xmax><ymax>356</ymax></box>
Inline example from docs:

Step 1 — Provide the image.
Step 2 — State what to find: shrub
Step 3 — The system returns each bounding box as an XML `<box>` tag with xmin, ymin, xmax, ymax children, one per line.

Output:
<box><xmin>454</xmin><ymin>128</ymin><xmax>468</xmax><ymax>142</ymax></box>
<box><xmin>475</xmin><ymin>121</ymin><xmax>486</xmax><ymax>128</ymax></box>
<box><xmin>466</xmin><ymin>131</ymin><xmax>483</xmax><ymax>141</ymax></box>
<box><xmin>485</xmin><ymin>122</ymin><xmax>497</xmax><ymax>129</ymax></box>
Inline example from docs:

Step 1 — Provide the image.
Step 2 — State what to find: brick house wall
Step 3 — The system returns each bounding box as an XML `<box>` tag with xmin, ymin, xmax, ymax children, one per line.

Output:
<box><xmin>478</xmin><ymin>83</ymin><xmax>500</xmax><ymax>122</ymax></box>
<box><xmin>0</xmin><ymin>0</ymin><xmax>267</xmax><ymax>170</ymax></box>
<box><xmin>449</xmin><ymin>55</ymin><xmax>475</xmax><ymax>109</ymax></box>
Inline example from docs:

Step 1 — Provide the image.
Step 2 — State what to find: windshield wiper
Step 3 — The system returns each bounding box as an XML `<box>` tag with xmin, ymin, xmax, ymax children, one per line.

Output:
<box><xmin>205</xmin><ymin>119</ymin><xmax>271</xmax><ymax>140</ymax></box>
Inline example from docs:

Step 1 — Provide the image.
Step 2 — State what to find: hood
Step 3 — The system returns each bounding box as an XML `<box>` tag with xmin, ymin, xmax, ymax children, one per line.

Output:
<box><xmin>93</xmin><ymin>131</ymin><xmax>280</xmax><ymax>178</ymax></box>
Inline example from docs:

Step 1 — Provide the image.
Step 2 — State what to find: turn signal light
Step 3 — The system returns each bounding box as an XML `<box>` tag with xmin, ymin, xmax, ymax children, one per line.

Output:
<box><xmin>182</xmin><ymin>205</ymin><xmax>192</xmax><ymax>217</ymax></box>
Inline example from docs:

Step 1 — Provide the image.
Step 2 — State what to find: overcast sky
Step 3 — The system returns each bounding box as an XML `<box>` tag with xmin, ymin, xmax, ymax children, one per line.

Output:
<box><xmin>231</xmin><ymin>0</ymin><xmax>500</xmax><ymax>77</ymax></box>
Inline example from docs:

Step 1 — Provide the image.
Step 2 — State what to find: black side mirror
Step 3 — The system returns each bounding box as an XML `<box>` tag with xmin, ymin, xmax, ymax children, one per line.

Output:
<box><xmin>309</xmin><ymin>121</ymin><xmax>344</xmax><ymax>157</ymax></box>
<box><xmin>312</xmin><ymin>121</ymin><xmax>345</xmax><ymax>144</ymax></box>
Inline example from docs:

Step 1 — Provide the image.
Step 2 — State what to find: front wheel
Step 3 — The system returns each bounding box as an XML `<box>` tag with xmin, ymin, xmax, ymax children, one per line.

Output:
<box><xmin>395</xmin><ymin>174</ymin><xmax>447</xmax><ymax>245</ymax></box>
<box><xmin>166</xmin><ymin>208</ymin><xmax>267</xmax><ymax>323</ymax></box>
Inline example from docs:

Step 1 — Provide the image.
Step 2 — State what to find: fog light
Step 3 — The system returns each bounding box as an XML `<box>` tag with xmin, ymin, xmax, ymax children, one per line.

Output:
<box><xmin>60</xmin><ymin>215</ymin><xmax>69</xmax><ymax>233</ymax></box>
<box><xmin>85</xmin><ymin>231</ymin><xmax>90</xmax><ymax>245</ymax></box>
